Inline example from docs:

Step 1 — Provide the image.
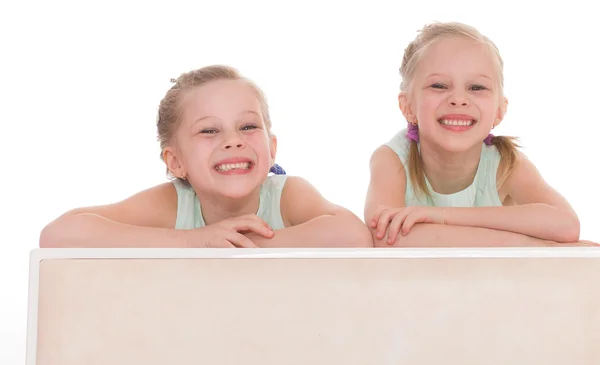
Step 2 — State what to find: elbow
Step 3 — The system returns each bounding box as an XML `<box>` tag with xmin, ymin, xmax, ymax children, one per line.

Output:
<box><xmin>39</xmin><ymin>212</ymin><xmax>81</xmax><ymax>248</ymax></box>
<box><xmin>39</xmin><ymin>221</ymin><xmax>64</xmax><ymax>248</ymax></box>
<box><xmin>335</xmin><ymin>212</ymin><xmax>374</xmax><ymax>248</ymax></box>
<box><xmin>554</xmin><ymin>214</ymin><xmax>580</xmax><ymax>243</ymax></box>
<box><xmin>351</xmin><ymin>223</ymin><xmax>375</xmax><ymax>248</ymax></box>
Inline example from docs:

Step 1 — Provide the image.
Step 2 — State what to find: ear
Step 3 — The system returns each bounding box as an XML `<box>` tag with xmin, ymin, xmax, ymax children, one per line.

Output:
<box><xmin>494</xmin><ymin>96</ymin><xmax>508</xmax><ymax>128</ymax></box>
<box><xmin>398</xmin><ymin>92</ymin><xmax>416</xmax><ymax>124</ymax></box>
<box><xmin>162</xmin><ymin>146</ymin><xmax>186</xmax><ymax>179</ymax></box>
<box><xmin>269</xmin><ymin>134</ymin><xmax>278</xmax><ymax>164</ymax></box>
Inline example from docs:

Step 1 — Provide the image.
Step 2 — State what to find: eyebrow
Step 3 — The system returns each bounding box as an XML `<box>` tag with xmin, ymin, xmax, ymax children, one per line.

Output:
<box><xmin>192</xmin><ymin>110</ymin><xmax>261</xmax><ymax>125</ymax></box>
<box><xmin>425</xmin><ymin>73</ymin><xmax>493</xmax><ymax>81</ymax></box>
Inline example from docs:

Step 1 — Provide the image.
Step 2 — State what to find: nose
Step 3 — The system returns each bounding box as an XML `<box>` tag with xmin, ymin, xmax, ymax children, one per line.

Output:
<box><xmin>448</xmin><ymin>92</ymin><xmax>469</xmax><ymax>107</ymax></box>
<box><xmin>224</xmin><ymin>141</ymin><xmax>244</xmax><ymax>149</ymax></box>
<box><xmin>222</xmin><ymin>131</ymin><xmax>245</xmax><ymax>150</ymax></box>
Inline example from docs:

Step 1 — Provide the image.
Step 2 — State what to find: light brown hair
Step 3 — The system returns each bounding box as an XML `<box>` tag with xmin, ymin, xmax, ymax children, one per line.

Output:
<box><xmin>400</xmin><ymin>22</ymin><xmax>520</xmax><ymax>198</ymax></box>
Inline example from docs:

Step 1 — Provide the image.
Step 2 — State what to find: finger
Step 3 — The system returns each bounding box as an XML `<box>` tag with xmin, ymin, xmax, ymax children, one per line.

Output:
<box><xmin>232</xmin><ymin>219</ymin><xmax>274</xmax><ymax>238</ymax></box>
<box><xmin>216</xmin><ymin>241</ymin><xmax>237</xmax><ymax>248</ymax></box>
<box><xmin>376</xmin><ymin>209</ymin><xmax>400</xmax><ymax>239</ymax></box>
<box><xmin>575</xmin><ymin>240</ymin><xmax>600</xmax><ymax>247</ymax></box>
<box><xmin>400</xmin><ymin>212</ymin><xmax>422</xmax><ymax>236</ymax></box>
<box><xmin>238</xmin><ymin>215</ymin><xmax>272</xmax><ymax>230</ymax></box>
<box><xmin>370</xmin><ymin>206</ymin><xmax>386</xmax><ymax>227</ymax></box>
<box><xmin>228</xmin><ymin>232</ymin><xmax>259</xmax><ymax>248</ymax></box>
<box><xmin>387</xmin><ymin>214</ymin><xmax>407</xmax><ymax>244</ymax></box>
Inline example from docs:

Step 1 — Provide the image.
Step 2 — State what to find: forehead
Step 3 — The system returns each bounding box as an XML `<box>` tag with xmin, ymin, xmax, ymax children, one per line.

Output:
<box><xmin>180</xmin><ymin>79</ymin><xmax>262</xmax><ymax>123</ymax></box>
<box><xmin>416</xmin><ymin>36</ymin><xmax>498</xmax><ymax>78</ymax></box>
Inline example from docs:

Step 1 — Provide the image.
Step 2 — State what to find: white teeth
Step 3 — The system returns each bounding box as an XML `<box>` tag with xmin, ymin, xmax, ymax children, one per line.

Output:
<box><xmin>439</xmin><ymin>119</ymin><xmax>474</xmax><ymax>126</ymax></box>
<box><xmin>215</xmin><ymin>162</ymin><xmax>251</xmax><ymax>172</ymax></box>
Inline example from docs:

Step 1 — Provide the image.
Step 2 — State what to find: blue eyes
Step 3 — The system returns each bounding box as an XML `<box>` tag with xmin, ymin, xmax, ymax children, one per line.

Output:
<box><xmin>200</xmin><ymin>124</ymin><xmax>258</xmax><ymax>134</ymax></box>
<box><xmin>470</xmin><ymin>85</ymin><xmax>488</xmax><ymax>91</ymax></box>
<box><xmin>430</xmin><ymin>83</ymin><xmax>488</xmax><ymax>91</ymax></box>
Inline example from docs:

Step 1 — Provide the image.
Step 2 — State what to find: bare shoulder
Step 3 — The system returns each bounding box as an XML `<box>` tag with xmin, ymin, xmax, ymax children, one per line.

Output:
<box><xmin>280</xmin><ymin>176</ymin><xmax>345</xmax><ymax>227</ymax></box>
<box><xmin>496</xmin><ymin>147</ymin><xmax>524</xmax><ymax>201</ymax></box>
<box><xmin>501</xmin><ymin>150</ymin><xmax>575</xmax><ymax>210</ymax></box>
<box><xmin>502</xmin><ymin>150</ymin><xmax>539</xmax><ymax>191</ymax></box>
<box><xmin>57</xmin><ymin>182</ymin><xmax>179</xmax><ymax>229</ymax></box>
<box><xmin>370</xmin><ymin>145</ymin><xmax>405</xmax><ymax>174</ymax></box>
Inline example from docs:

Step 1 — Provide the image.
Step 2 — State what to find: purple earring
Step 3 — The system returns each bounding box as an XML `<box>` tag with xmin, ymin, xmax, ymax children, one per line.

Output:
<box><xmin>269</xmin><ymin>163</ymin><xmax>286</xmax><ymax>175</ymax></box>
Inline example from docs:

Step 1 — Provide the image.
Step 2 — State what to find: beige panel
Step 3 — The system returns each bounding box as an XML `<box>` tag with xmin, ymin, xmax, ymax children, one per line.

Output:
<box><xmin>35</xmin><ymin>258</ymin><xmax>600</xmax><ymax>364</ymax></box>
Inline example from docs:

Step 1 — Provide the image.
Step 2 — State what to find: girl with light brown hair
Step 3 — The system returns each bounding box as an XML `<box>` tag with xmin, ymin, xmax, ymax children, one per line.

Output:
<box><xmin>41</xmin><ymin>65</ymin><xmax>372</xmax><ymax>248</ymax></box>
<box><xmin>365</xmin><ymin>22</ymin><xmax>584</xmax><ymax>247</ymax></box>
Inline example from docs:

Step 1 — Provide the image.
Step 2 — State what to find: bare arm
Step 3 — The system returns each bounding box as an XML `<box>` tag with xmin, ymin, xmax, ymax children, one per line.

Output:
<box><xmin>379</xmin><ymin>223</ymin><xmax>568</xmax><ymax>248</ymax></box>
<box><xmin>363</xmin><ymin>146</ymin><xmax>578</xmax><ymax>247</ymax></box>
<box><xmin>247</xmin><ymin>176</ymin><xmax>373</xmax><ymax>248</ymax></box>
<box><xmin>363</xmin><ymin>146</ymin><xmax>409</xmax><ymax>244</ymax></box>
<box><xmin>39</xmin><ymin>183</ymin><xmax>189</xmax><ymax>248</ymax></box>
<box><xmin>364</xmin><ymin>146</ymin><xmax>406</xmax><ymax>223</ymax></box>
<box><xmin>434</xmin><ymin>152</ymin><xmax>580</xmax><ymax>242</ymax></box>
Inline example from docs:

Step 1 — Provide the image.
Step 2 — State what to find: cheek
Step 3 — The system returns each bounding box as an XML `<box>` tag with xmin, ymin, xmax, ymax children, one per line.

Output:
<box><xmin>246</xmin><ymin>132</ymin><xmax>270</xmax><ymax>149</ymax></box>
<box><xmin>181</xmin><ymin>139</ymin><xmax>214</xmax><ymax>167</ymax></box>
<box><xmin>415</xmin><ymin>94</ymin><xmax>441</xmax><ymax>118</ymax></box>
<box><xmin>477</xmin><ymin>97</ymin><xmax>499</xmax><ymax>116</ymax></box>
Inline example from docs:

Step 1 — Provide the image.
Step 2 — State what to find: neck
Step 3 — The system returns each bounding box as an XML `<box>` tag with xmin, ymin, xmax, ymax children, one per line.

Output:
<box><xmin>419</xmin><ymin>140</ymin><xmax>482</xmax><ymax>194</ymax></box>
<box><xmin>194</xmin><ymin>186</ymin><xmax>261</xmax><ymax>225</ymax></box>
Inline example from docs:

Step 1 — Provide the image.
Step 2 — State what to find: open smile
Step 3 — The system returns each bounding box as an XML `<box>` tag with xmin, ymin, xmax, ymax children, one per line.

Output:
<box><xmin>213</xmin><ymin>157</ymin><xmax>256</xmax><ymax>175</ymax></box>
<box><xmin>437</xmin><ymin>114</ymin><xmax>478</xmax><ymax>131</ymax></box>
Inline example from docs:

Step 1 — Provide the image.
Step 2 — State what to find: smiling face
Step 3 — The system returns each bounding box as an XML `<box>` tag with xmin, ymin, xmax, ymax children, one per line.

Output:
<box><xmin>164</xmin><ymin>79</ymin><xmax>276</xmax><ymax>199</ymax></box>
<box><xmin>400</xmin><ymin>35</ymin><xmax>507</xmax><ymax>152</ymax></box>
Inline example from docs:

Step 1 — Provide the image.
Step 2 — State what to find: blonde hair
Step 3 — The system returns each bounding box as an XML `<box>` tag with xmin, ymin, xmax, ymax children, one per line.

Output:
<box><xmin>400</xmin><ymin>22</ymin><xmax>520</xmax><ymax>198</ymax></box>
<box><xmin>156</xmin><ymin>65</ymin><xmax>272</xmax><ymax>181</ymax></box>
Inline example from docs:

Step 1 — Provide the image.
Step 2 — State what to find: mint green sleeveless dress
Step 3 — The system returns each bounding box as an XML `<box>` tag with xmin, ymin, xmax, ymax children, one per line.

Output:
<box><xmin>172</xmin><ymin>175</ymin><xmax>288</xmax><ymax>230</ymax></box>
<box><xmin>384</xmin><ymin>128</ymin><xmax>503</xmax><ymax>207</ymax></box>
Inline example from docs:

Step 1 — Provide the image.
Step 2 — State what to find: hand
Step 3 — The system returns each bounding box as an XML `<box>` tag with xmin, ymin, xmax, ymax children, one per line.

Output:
<box><xmin>370</xmin><ymin>205</ymin><xmax>444</xmax><ymax>245</ymax></box>
<box><xmin>188</xmin><ymin>214</ymin><xmax>274</xmax><ymax>248</ymax></box>
<box><xmin>578</xmin><ymin>240</ymin><xmax>600</xmax><ymax>246</ymax></box>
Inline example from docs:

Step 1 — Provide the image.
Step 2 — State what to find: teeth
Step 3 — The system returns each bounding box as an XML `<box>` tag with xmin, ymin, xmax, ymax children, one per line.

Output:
<box><xmin>215</xmin><ymin>162</ymin><xmax>251</xmax><ymax>172</ymax></box>
<box><xmin>439</xmin><ymin>119</ymin><xmax>474</xmax><ymax>126</ymax></box>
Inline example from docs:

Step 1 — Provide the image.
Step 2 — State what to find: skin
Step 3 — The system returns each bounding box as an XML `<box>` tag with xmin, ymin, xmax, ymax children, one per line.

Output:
<box><xmin>40</xmin><ymin>79</ymin><xmax>373</xmax><ymax>249</ymax></box>
<box><xmin>364</xmin><ymin>36</ymin><xmax>584</xmax><ymax>247</ymax></box>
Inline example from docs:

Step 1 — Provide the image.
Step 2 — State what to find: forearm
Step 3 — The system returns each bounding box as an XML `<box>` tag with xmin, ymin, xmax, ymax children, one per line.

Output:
<box><xmin>249</xmin><ymin>214</ymin><xmax>373</xmax><ymax>248</ymax></box>
<box><xmin>441</xmin><ymin>204</ymin><xmax>580</xmax><ymax>243</ymax></box>
<box><xmin>375</xmin><ymin>223</ymin><xmax>570</xmax><ymax>248</ymax></box>
<box><xmin>39</xmin><ymin>213</ymin><xmax>188</xmax><ymax>248</ymax></box>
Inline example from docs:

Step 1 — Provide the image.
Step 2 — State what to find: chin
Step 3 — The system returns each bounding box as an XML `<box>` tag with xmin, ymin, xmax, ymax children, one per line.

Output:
<box><xmin>427</xmin><ymin>135</ymin><xmax>482</xmax><ymax>154</ymax></box>
<box><xmin>214</xmin><ymin>178</ymin><xmax>264</xmax><ymax>199</ymax></box>
<box><xmin>441</xmin><ymin>140</ymin><xmax>475</xmax><ymax>153</ymax></box>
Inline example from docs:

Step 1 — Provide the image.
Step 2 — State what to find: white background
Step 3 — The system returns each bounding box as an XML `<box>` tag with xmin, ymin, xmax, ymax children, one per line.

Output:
<box><xmin>1</xmin><ymin>0</ymin><xmax>598</xmax><ymax>362</ymax></box>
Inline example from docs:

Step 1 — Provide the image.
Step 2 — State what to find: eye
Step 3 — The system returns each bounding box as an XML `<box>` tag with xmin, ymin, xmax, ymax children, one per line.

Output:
<box><xmin>200</xmin><ymin>128</ymin><xmax>218</xmax><ymax>134</ymax></box>
<box><xmin>241</xmin><ymin>123</ymin><xmax>258</xmax><ymax>131</ymax></box>
<box><xmin>430</xmin><ymin>83</ymin><xmax>447</xmax><ymax>89</ymax></box>
<box><xmin>470</xmin><ymin>84</ymin><xmax>488</xmax><ymax>91</ymax></box>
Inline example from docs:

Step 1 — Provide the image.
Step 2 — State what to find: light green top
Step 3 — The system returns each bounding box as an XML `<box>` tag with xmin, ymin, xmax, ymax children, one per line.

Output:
<box><xmin>384</xmin><ymin>128</ymin><xmax>503</xmax><ymax>207</ymax></box>
<box><xmin>172</xmin><ymin>175</ymin><xmax>288</xmax><ymax>230</ymax></box>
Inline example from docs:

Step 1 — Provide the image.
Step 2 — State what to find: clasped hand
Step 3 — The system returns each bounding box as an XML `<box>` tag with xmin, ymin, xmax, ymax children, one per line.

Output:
<box><xmin>370</xmin><ymin>205</ymin><xmax>445</xmax><ymax>244</ymax></box>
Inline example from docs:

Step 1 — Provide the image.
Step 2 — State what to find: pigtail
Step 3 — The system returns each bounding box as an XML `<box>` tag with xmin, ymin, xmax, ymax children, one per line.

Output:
<box><xmin>407</xmin><ymin>139</ymin><xmax>430</xmax><ymax>199</ymax></box>
<box><xmin>490</xmin><ymin>135</ymin><xmax>520</xmax><ymax>188</ymax></box>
